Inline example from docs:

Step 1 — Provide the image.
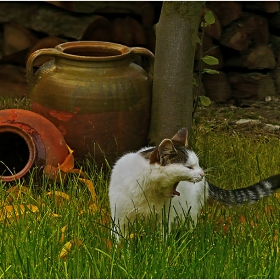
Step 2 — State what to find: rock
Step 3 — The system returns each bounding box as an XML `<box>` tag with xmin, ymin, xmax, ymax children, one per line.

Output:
<box><xmin>236</xmin><ymin>119</ymin><xmax>261</xmax><ymax>125</ymax></box>
<box><xmin>264</xmin><ymin>124</ymin><xmax>280</xmax><ymax>132</ymax></box>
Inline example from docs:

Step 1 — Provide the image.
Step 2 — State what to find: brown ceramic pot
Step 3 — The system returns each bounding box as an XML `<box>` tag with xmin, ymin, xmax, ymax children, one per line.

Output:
<box><xmin>26</xmin><ymin>41</ymin><xmax>154</xmax><ymax>166</ymax></box>
<box><xmin>0</xmin><ymin>109</ymin><xmax>69</xmax><ymax>182</ymax></box>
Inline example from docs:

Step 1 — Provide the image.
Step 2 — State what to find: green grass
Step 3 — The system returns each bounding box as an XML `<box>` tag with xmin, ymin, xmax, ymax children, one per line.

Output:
<box><xmin>0</xmin><ymin>124</ymin><xmax>280</xmax><ymax>278</ymax></box>
<box><xmin>0</xmin><ymin>96</ymin><xmax>30</xmax><ymax>110</ymax></box>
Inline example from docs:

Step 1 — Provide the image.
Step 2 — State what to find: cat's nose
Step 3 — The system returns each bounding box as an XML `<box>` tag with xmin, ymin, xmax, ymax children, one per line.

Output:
<box><xmin>200</xmin><ymin>171</ymin><xmax>205</xmax><ymax>177</ymax></box>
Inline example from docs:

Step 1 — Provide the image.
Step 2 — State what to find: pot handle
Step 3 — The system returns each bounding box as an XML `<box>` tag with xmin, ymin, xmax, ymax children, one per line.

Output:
<box><xmin>130</xmin><ymin>47</ymin><xmax>154</xmax><ymax>80</ymax></box>
<box><xmin>26</xmin><ymin>48</ymin><xmax>61</xmax><ymax>87</ymax></box>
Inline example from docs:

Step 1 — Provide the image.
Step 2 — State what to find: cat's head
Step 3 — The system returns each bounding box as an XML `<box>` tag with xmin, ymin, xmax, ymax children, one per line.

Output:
<box><xmin>144</xmin><ymin>128</ymin><xmax>205</xmax><ymax>183</ymax></box>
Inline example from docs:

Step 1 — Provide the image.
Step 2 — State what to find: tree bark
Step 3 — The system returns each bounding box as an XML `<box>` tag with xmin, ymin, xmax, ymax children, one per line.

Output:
<box><xmin>148</xmin><ymin>2</ymin><xmax>203</xmax><ymax>145</ymax></box>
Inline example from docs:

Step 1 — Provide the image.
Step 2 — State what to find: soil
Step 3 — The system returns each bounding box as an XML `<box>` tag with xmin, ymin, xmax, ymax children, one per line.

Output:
<box><xmin>194</xmin><ymin>96</ymin><xmax>280</xmax><ymax>139</ymax></box>
<box><xmin>2</xmin><ymin>95</ymin><xmax>280</xmax><ymax>139</ymax></box>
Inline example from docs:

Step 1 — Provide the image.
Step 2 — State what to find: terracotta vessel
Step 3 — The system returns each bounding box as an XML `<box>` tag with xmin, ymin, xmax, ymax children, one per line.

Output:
<box><xmin>26</xmin><ymin>41</ymin><xmax>154</xmax><ymax>166</ymax></box>
<box><xmin>0</xmin><ymin>109</ymin><xmax>69</xmax><ymax>182</ymax></box>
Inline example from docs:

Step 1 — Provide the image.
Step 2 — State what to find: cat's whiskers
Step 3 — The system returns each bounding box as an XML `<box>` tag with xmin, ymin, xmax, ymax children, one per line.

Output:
<box><xmin>202</xmin><ymin>166</ymin><xmax>218</xmax><ymax>176</ymax></box>
<box><xmin>195</xmin><ymin>150</ymin><xmax>203</xmax><ymax>158</ymax></box>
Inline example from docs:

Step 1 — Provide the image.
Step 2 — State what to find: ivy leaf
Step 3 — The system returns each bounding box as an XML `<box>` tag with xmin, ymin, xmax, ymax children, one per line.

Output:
<box><xmin>199</xmin><ymin>96</ymin><xmax>211</xmax><ymax>107</ymax></box>
<box><xmin>202</xmin><ymin>55</ymin><xmax>219</xmax><ymax>65</ymax></box>
<box><xmin>203</xmin><ymin>69</ymin><xmax>220</xmax><ymax>74</ymax></box>
<box><xmin>192</xmin><ymin>77</ymin><xmax>198</xmax><ymax>86</ymax></box>
<box><xmin>204</xmin><ymin>10</ymin><xmax>216</xmax><ymax>26</ymax></box>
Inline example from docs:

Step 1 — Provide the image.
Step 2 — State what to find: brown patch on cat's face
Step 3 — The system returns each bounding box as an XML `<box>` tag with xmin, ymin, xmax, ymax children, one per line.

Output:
<box><xmin>158</xmin><ymin>140</ymin><xmax>189</xmax><ymax>166</ymax></box>
<box><xmin>140</xmin><ymin>140</ymin><xmax>189</xmax><ymax>166</ymax></box>
<box><xmin>140</xmin><ymin>128</ymin><xmax>190</xmax><ymax>165</ymax></box>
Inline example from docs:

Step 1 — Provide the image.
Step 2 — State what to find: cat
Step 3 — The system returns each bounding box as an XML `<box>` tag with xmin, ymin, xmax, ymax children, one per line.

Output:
<box><xmin>109</xmin><ymin>128</ymin><xmax>280</xmax><ymax>238</ymax></box>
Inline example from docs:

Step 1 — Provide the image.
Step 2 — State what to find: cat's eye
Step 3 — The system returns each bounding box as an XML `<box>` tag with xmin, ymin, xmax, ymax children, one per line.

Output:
<box><xmin>186</xmin><ymin>165</ymin><xmax>194</xmax><ymax>169</ymax></box>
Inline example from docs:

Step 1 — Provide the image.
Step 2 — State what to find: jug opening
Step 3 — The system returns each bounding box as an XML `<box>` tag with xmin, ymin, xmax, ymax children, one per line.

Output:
<box><xmin>63</xmin><ymin>47</ymin><xmax>122</xmax><ymax>57</ymax></box>
<box><xmin>0</xmin><ymin>131</ymin><xmax>34</xmax><ymax>180</ymax></box>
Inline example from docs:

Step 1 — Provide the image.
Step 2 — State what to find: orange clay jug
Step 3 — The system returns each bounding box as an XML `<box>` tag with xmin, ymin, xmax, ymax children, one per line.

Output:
<box><xmin>0</xmin><ymin>109</ymin><xmax>69</xmax><ymax>183</ymax></box>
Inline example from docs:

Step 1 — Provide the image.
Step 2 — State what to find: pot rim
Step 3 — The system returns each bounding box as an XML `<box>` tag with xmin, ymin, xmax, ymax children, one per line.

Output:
<box><xmin>55</xmin><ymin>41</ymin><xmax>132</xmax><ymax>61</ymax></box>
<box><xmin>0</xmin><ymin>125</ymin><xmax>36</xmax><ymax>182</ymax></box>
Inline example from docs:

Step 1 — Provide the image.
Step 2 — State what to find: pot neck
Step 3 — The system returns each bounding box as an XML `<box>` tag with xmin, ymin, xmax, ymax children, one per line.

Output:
<box><xmin>54</xmin><ymin>41</ymin><xmax>132</xmax><ymax>65</ymax></box>
<box><xmin>55</xmin><ymin>55</ymin><xmax>131</xmax><ymax>68</ymax></box>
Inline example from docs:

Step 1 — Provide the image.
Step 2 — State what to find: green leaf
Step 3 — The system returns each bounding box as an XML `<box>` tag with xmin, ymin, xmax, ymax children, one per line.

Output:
<box><xmin>196</xmin><ymin>36</ymin><xmax>202</xmax><ymax>45</ymax></box>
<box><xmin>202</xmin><ymin>55</ymin><xmax>219</xmax><ymax>65</ymax></box>
<box><xmin>192</xmin><ymin>77</ymin><xmax>198</xmax><ymax>86</ymax></box>
<box><xmin>204</xmin><ymin>10</ymin><xmax>216</xmax><ymax>26</ymax></box>
<box><xmin>199</xmin><ymin>96</ymin><xmax>211</xmax><ymax>107</ymax></box>
<box><xmin>203</xmin><ymin>69</ymin><xmax>220</xmax><ymax>74</ymax></box>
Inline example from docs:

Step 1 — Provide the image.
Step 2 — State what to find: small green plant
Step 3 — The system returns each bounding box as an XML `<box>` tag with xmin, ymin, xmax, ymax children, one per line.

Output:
<box><xmin>193</xmin><ymin>8</ymin><xmax>219</xmax><ymax>116</ymax></box>
<box><xmin>199</xmin><ymin>9</ymin><xmax>220</xmax><ymax>75</ymax></box>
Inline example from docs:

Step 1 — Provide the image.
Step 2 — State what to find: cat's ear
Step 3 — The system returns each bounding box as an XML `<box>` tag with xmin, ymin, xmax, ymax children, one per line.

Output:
<box><xmin>171</xmin><ymin>128</ymin><xmax>188</xmax><ymax>147</ymax></box>
<box><xmin>157</xmin><ymin>139</ymin><xmax>178</xmax><ymax>165</ymax></box>
<box><xmin>149</xmin><ymin>149</ymin><xmax>160</xmax><ymax>164</ymax></box>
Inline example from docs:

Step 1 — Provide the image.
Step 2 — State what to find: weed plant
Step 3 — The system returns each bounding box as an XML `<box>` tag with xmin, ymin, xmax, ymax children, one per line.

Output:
<box><xmin>0</xmin><ymin>127</ymin><xmax>279</xmax><ymax>278</ymax></box>
<box><xmin>0</xmin><ymin>96</ymin><xmax>30</xmax><ymax>110</ymax></box>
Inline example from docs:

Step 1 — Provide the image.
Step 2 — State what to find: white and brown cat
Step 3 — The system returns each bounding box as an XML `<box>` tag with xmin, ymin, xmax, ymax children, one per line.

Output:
<box><xmin>109</xmin><ymin>128</ymin><xmax>280</xmax><ymax>238</ymax></box>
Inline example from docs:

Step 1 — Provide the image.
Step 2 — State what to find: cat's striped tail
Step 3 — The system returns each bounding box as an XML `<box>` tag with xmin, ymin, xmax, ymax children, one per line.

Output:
<box><xmin>208</xmin><ymin>174</ymin><xmax>280</xmax><ymax>205</ymax></box>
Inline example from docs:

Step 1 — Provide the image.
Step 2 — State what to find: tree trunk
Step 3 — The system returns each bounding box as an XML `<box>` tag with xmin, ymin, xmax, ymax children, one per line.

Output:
<box><xmin>148</xmin><ymin>2</ymin><xmax>203</xmax><ymax>145</ymax></box>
